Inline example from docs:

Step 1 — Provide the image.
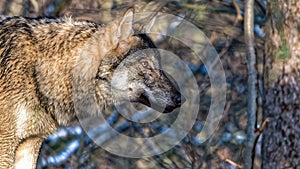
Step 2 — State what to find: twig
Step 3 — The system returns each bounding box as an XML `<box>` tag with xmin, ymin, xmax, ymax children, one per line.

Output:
<box><xmin>225</xmin><ymin>159</ymin><xmax>243</xmax><ymax>169</ymax></box>
<box><xmin>244</xmin><ymin>0</ymin><xmax>257</xmax><ymax>169</ymax></box>
<box><xmin>232</xmin><ymin>0</ymin><xmax>244</xmax><ymax>21</ymax></box>
<box><xmin>223</xmin><ymin>101</ymin><xmax>232</xmax><ymax>115</ymax></box>
<box><xmin>249</xmin><ymin>118</ymin><xmax>270</xmax><ymax>169</ymax></box>
<box><xmin>255</xmin><ymin>118</ymin><xmax>270</xmax><ymax>135</ymax></box>
<box><xmin>219</xmin><ymin>0</ymin><xmax>245</xmax><ymax>58</ymax></box>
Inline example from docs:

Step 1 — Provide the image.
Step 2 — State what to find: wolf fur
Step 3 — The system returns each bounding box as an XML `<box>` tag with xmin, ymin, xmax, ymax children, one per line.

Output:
<box><xmin>0</xmin><ymin>9</ymin><xmax>183</xmax><ymax>169</ymax></box>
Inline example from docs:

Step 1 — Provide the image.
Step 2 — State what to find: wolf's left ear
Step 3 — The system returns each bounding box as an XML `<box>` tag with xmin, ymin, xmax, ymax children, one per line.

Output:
<box><xmin>117</xmin><ymin>8</ymin><xmax>134</xmax><ymax>40</ymax></box>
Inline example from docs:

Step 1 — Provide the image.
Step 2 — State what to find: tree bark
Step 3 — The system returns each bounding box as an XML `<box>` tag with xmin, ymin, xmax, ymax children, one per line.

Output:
<box><xmin>263</xmin><ymin>0</ymin><xmax>300</xmax><ymax>168</ymax></box>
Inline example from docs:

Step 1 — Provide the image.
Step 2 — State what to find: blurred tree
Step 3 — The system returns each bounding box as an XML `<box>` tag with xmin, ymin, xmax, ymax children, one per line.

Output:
<box><xmin>263</xmin><ymin>0</ymin><xmax>300</xmax><ymax>168</ymax></box>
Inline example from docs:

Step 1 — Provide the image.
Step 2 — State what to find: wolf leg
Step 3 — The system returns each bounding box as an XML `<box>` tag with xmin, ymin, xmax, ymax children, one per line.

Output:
<box><xmin>14</xmin><ymin>137</ymin><xmax>44</xmax><ymax>169</ymax></box>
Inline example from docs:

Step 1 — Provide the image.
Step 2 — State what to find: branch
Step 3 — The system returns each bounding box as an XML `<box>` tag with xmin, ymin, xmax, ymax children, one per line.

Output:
<box><xmin>244</xmin><ymin>0</ymin><xmax>257</xmax><ymax>169</ymax></box>
<box><xmin>232</xmin><ymin>0</ymin><xmax>243</xmax><ymax>21</ymax></box>
<box><xmin>39</xmin><ymin>139</ymin><xmax>81</xmax><ymax>167</ymax></box>
<box><xmin>225</xmin><ymin>159</ymin><xmax>242</xmax><ymax>169</ymax></box>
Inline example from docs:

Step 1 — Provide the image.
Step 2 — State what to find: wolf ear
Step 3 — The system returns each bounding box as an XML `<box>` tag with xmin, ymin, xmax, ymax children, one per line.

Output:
<box><xmin>117</xmin><ymin>8</ymin><xmax>134</xmax><ymax>40</ymax></box>
<box><xmin>133</xmin><ymin>12</ymin><xmax>158</xmax><ymax>34</ymax></box>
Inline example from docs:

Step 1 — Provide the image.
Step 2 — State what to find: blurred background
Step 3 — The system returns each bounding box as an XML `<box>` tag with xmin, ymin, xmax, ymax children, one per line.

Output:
<box><xmin>0</xmin><ymin>0</ymin><xmax>267</xmax><ymax>169</ymax></box>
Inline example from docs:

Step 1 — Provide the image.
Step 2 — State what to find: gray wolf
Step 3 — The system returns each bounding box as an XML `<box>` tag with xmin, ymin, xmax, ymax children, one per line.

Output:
<box><xmin>0</xmin><ymin>9</ymin><xmax>183</xmax><ymax>169</ymax></box>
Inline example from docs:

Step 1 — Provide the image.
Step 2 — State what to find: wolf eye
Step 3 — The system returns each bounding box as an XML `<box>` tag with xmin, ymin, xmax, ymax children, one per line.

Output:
<box><xmin>141</xmin><ymin>61</ymin><xmax>149</xmax><ymax>68</ymax></box>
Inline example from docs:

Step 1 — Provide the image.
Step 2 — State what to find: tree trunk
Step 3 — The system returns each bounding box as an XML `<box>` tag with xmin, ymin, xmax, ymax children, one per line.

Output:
<box><xmin>263</xmin><ymin>0</ymin><xmax>300</xmax><ymax>168</ymax></box>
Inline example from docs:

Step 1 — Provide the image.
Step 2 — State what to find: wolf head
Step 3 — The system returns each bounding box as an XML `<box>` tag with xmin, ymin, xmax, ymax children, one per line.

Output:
<box><xmin>110</xmin><ymin>47</ymin><xmax>185</xmax><ymax>113</ymax></box>
<box><xmin>90</xmin><ymin>9</ymin><xmax>185</xmax><ymax>113</ymax></box>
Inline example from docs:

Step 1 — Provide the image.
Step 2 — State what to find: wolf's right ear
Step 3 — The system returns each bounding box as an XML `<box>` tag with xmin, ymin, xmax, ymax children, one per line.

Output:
<box><xmin>117</xmin><ymin>8</ymin><xmax>134</xmax><ymax>41</ymax></box>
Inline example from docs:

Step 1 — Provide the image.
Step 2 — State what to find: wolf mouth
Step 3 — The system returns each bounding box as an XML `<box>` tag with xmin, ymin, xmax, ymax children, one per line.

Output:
<box><xmin>135</xmin><ymin>92</ymin><xmax>183</xmax><ymax>113</ymax></box>
<box><xmin>138</xmin><ymin>92</ymin><xmax>151</xmax><ymax>107</ymax></box>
